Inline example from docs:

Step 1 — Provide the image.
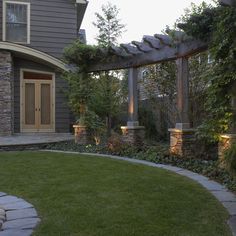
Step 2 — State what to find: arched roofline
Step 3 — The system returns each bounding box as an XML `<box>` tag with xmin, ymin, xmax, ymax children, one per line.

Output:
<box><xmin>0</xmin><ymin>42</ymin><xmax>68</xmax><ymax>71</ymax></box>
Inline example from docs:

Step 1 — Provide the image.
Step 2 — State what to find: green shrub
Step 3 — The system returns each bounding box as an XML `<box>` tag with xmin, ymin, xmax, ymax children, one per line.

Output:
<box><xmin>224</xmin><ymin>144</ymin><xmax>236</xmax><ymax>177</ymax></box>
<box><xmin>107</xmin><ymin>133</ymin><xmax>124</xmax><ymax>153</ymax></box>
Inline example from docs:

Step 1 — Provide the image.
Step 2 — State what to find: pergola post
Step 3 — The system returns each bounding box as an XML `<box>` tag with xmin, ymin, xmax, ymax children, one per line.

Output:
<box><xmin>176</xmin><ymin>57</ymin><xmax>190</xmax><ymax>129</ymax></box>
<box><xmin>169</xmin><ymin>57</ymin><xmax>195</xmax><ymax>157</ymax></box>
<box><xmin>127</xmin><ymin>67</ymin><xmax>139</xmax><ymax>126</ymax></box>
<box><xmin>121</xmin><ymin>67</ymin><xmax>145</xmax><ymax>145</ymax></box>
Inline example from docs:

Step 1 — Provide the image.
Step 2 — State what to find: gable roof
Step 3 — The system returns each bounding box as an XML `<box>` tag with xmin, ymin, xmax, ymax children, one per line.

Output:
<box><xmin>76</xmin><ymin>1</ymin><xmax>88</xmax><ymax>30</ymax></box>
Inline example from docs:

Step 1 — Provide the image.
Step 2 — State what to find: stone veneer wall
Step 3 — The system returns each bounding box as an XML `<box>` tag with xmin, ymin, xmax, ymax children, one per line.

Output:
<box><xmin>121</xmin><ymin>126</ymin><xmax>145</xmax><ymax>145</ymax></box>
<box><xmin>73</xmin><ymin>125</ymin><xmax>89</xmax><ymax>145</ymax></box>
<box><xmin>218</xmin><ymin>134</ymin><xmax>236</xmax><ymax>159</ymax></box>
<box><xmin>169</xmin><ymin>129</ymin><xmax>196</xmax><ymax>158</ymax></box>
<box><xmin>0</xmin><ymin>51</ymin><xmax>13</xmax><ymax>136</ymax></box>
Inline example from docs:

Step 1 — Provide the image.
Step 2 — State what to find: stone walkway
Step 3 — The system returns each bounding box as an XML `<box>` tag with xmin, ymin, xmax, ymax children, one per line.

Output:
<box><xmin>0</xmin><ymin>133</ymin><xmax>73</xmax><ymax>146</ymax></box>
<box><xmin>46</xmin><ymin>150</ymin><xmax>236</xmax><ymax>236</ymax></box>
<box><xmin>0</xmin><ymin>133</ymin><xmax>74</xmax><ymax>151</ymax></box>
<box><xmin>0</xmin><ymin>192</ymin><xmax>40</xmax><ymax>236</ymax></box>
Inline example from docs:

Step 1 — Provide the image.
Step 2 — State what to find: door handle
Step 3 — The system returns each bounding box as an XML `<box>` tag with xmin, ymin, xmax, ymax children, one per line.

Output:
<box><xmin>35</xmin><ymin>108</ymin><xmax>37</xmax><ymax>111</ymax></box>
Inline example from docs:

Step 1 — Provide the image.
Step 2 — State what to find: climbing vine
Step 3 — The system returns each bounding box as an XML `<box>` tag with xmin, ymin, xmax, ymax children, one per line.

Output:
<box><xmin>178</xmin><ymin>2</ymin><xmax>236</xmax><ymax>142</ymax></box>
<box><xmin>64</xmin><ymin>40</ymin><xmax>103</xmax><ymax>71</ymax></box>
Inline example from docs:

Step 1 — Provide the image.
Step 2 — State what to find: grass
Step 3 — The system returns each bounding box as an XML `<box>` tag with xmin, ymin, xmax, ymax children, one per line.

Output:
<box><xmin>0</xmin><ymin>151</ymin><xmax>232</xmax><ymax>236</ymax></box>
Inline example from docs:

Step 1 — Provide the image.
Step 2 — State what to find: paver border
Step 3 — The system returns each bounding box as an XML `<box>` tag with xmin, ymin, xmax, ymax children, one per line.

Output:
<box><xmin>0</xmin><ymin>193</ymin><xmax>40</xmax><ymax>236</ymax></box>
<box><xmin>44</xmin><ymin>149</ymin><xmax>236</xmax><ymax>236</ymax></box>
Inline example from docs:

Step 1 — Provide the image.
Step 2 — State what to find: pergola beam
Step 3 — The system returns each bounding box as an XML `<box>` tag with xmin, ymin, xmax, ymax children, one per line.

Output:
<box><xmin>87</xmin><ymin>39</ymin><xmax>207</xmax><ymax>72</ymax></box>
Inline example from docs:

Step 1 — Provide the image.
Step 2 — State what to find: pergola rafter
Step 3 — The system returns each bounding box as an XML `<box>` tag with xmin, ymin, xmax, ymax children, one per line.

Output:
<box><xmin>86</xmin><ymin>0</ymin><xmax>235</xmax><ymax>73</ymax></box>
<box><xmin>87</xmin><ymin>34</ymin><xmax>207</xmax><ymax>72</ymax></box>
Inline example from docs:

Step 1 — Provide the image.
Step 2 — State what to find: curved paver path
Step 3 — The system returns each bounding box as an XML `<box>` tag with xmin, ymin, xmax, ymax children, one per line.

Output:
<box><xmin>45</xmin><ymin>150</ymin><xmax>236</xmax><ymax>236</ymax></box>
<box><xmin>0</xmin><ymin>192</ymin><xmax>40</xmax><ymax>236</ymax></box>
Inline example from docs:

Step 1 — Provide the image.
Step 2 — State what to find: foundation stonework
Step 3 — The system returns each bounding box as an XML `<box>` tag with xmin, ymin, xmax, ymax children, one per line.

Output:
<box><xmin>0</xmin><ymin>51</ymin><xmax>13</xmax><ymax>136</ymax></box>
<box><xmin>169</xmin><ymin>128</ymin><xmax>196</xmax><ymax>157</ymax></box>
<box><xmin>121</xmin><ymin>126</ymin><xmax>145</xmax><ymax>145</ymax></box>
<box><xmin>218</xmin><ymin>134</ymin><xmax>236</xmax><ymax>159</ymax></box>
<box><xmin>73</xmin><ymin>125</ymin><xmax>89</xmax><ymax>145</ymax></box>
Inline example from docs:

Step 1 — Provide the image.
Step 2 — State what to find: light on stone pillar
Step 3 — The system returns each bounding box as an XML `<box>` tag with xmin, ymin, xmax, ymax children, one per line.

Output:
<box><xmin>127</xmin><ymin>67</ymin><xmax>139</xmax><ymax>127</ymax></box>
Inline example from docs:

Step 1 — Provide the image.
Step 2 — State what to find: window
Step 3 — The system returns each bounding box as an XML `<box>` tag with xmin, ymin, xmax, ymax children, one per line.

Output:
<box><xmin>3</xmin><ymin>1</ymin><xmax>30</xmax><ymax>44</ymax></box>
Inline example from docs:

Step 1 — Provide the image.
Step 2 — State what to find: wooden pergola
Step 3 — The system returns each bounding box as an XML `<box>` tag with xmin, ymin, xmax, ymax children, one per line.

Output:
<box><xmin>80</xmin><ymin>0</ymin><xmax>235</xmax><ymax>156</ymax></box>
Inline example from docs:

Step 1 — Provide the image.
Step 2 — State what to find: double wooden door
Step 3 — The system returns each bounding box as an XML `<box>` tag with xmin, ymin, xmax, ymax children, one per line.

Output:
<box><xmin>21</xmin><ymin>71</ymin><xmax>55</xmax><ymax>132</ymax></box>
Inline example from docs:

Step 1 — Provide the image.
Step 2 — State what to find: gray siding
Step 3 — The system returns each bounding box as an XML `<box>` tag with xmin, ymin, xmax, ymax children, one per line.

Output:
<box><xmin>0</xmin><ymin>2</ymin><xmax>2</xmax><ymax>39</ymax></box>
<box><xmin>13</xmin><ymin>57</ymin><xmax>71</xmax><ymax>133</ymax></box>
<box><xmin>0</xmin><ymin>0</ymin><xmax>78</xmax><ymax>59</ymax></box>
<box><xmin>30</xmin><ymin>0</ymin><xmax>77</xmax><ymax>59</ymax></box>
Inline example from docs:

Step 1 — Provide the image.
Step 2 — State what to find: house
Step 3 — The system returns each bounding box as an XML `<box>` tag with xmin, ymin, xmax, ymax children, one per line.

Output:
<box><xmin>0</xmin><ymin>0</ymin><xmax>88</xmax><ymax>136</ymax></box>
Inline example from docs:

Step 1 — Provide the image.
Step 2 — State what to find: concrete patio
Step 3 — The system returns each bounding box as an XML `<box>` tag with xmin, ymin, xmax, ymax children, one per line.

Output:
<box><xmin>0</xmin><ymin>133</ymin><xmax>74</xmax><ymax>151</ymax></box>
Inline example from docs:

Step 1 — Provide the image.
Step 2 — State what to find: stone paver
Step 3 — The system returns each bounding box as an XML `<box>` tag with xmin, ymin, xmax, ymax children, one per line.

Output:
<box><xmin>159</xmin><ymin>165</ymin><xmax>183</xmax><ymax>172</ymax></box>
<box><xmin>0</xmin><ymin>193</ymin><xmax>7</xmax><ymax>198</ymax></box>
<box><xmin>6</xmin><ymin>208</ymin><xmax>37</xmax><ymax>221</ymax></box>
<box><xmin>0</xmin><ymin>133</ymin><xmax>73</xmax><ymax>146</ymax></box>
<box><xmin>178</xmin><ymin>171</ymin><xmax>209</xmax><ymax>182</ymax></box>
<box><xmin>0</xmin><ymin>196</ymin><xmax>21</xmax><ymax>205</ymax></box>
<box><xmin>197</xmin><ymin>179</ymin><xmax>226</xmax><ymax>191</ymax></box>
<box><xmin>222</xmin><ymin>202</ymin><xmax>236</xmax><ymax>216</ymax></box>
<box><xmin>228</xmin><ymin>216</ymin><xmax>236</xmax><ymax>236</ymax></box>
<box><xmin>0</xmin><ymin>193</ymin><xmax>40</xmax><ymax>236</ymax></box>
<box><xmin>3</xmin><ymin>201</ymin><xmax>33</xmax><ymax>211</ymax></box>
<box><xmin>2</xmin><ymin>218</ymin><xmax>40</xmax><ymax>230</ymax></box>
<box><xmin>0</xmin><ymin>229</ymin><xmax>33</xmax><ymax>236</ymax></box>
<box><xmin>211</xmin><ymin>190</ymin><xmax>236</xmax><ymax>203</ymax></box>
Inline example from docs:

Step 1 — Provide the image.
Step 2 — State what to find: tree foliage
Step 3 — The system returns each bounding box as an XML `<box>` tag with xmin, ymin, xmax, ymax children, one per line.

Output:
<box><xmin>92</xmin><ymin>2</ymin><xmax>126</xmax><ymax>136</ymax></box>
<box><xmin>178</xmin><ymin>3</ymin><xmax>236</xmax><ymax>142</ymax></box>
<box><xmin>63</xmin><ymin>2</ymin><xmax>126</xmax><ymax>141</ymax></box>
<box><xmin>93</xmin><ymin>2</ymin><xmax>125</xmax><ymax>47</ymax></box>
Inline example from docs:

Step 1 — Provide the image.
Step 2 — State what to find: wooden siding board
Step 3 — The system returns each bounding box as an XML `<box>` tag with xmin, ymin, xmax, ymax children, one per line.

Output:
<box><xmin>30</xmin><ymin>0</ymin><xmax>77</xmax><ymax>58</ymax></box>
<box><xmin>0</xmin><ymin>2</ymin><xmax>2</xmax><ymax>41</ymax></box>
<box><xmin>30</xmin><ymin>26</ymin><xmax>77</xmax><ymax>34</ymax></box>
<box><xmin>0</xmin><ymin>0</ymin><xmax>78</xmax><ymax>58</ymax></box>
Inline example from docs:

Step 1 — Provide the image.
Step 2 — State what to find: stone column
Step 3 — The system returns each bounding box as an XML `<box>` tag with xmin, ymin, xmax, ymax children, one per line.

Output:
<box><xmin>0</xmin><ymin>51</ymin><xmax>13</xmax><ymax>136</ymax></box>
<box><xmin>218</xmin><ymin>93</ymin><xmax>236</xmax><ymax>158</ymax></box>
<box><xmin>169</xmin><ymin>57</ymin><xmax>195</xmax><ymax>157</ymax></box>
<box><xmin>121</xmin><ymin>67</ymin><xmax>145</xmax><ymax>145</ymax></box>
<box><xmin>73</xmin><ymin>125</ymin><xmax>89</xmax><ymax>145</ymax></box>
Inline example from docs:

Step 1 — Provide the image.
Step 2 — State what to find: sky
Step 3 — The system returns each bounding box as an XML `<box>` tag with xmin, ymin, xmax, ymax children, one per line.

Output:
<box><xmin>81</xmin><ymin>0</ymin><xmax>214</xmax><ymax>45</ymax></box>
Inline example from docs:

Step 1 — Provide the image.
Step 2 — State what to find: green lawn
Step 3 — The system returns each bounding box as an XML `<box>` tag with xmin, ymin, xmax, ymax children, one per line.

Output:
<box><xmin>0</xmin><ymin>151</ymin><xmax>231</xmax><ymax>236</ymax></box>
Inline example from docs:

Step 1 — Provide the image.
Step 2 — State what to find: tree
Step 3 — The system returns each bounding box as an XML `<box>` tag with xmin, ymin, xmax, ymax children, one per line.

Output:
<box><xmin>93</xmin><ymin>2</ymin><xmax>125</xmax><ymax>47</ymax></box>
<box><xmin>93</xmin><ymin>2</ymin><xmax>126</xmax><ymax>137</ymax></box>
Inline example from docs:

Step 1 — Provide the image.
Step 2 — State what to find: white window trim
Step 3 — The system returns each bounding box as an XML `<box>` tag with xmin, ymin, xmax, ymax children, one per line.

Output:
<box><xmin>2</xmin><ymin>0</ymin><xmax>30</xmax><ymax>44</ymax></box>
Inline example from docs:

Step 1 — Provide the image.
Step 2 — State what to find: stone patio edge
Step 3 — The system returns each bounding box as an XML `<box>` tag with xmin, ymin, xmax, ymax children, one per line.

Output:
<box><xmin>0</xmin><ymin>193</ymin><xmax>40</xmax><ymax>236</ymax></box>
<box><xmin>43</xmin><ymin>149</ymin><xmax>236</xmax><ymax>236</ymax></box>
